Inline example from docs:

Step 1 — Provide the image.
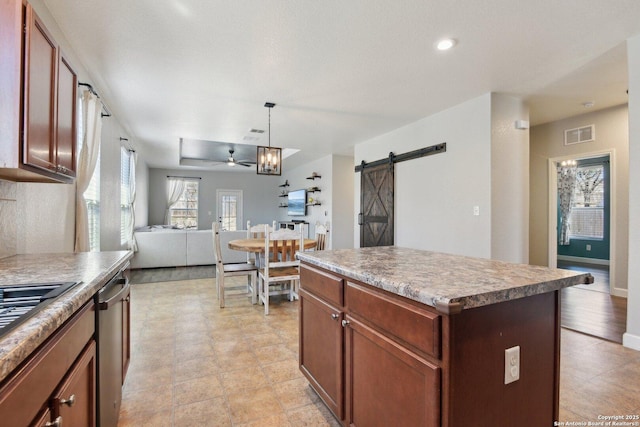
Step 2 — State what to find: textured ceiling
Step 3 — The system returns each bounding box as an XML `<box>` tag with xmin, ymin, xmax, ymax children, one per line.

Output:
<box><xmin>43</xmin><ymin>0</ymin><xmax>640</xmax><ymax>171</ymax></box>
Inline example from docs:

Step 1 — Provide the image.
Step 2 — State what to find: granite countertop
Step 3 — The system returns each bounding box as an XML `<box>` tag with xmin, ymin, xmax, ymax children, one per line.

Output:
<box><xmin>0</xmin><ymin>251</ymin><xmax>133</xmax><ymax>383</ymax></box>
<box><xmin>297</xmin><ymin>246</ymin><xmax>593</xmax><ymax>312</ymax></box>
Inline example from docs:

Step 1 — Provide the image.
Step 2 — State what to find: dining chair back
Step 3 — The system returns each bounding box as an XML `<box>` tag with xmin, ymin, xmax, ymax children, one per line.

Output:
<box><xmin>212</xmin><ymin>222</ymin><xmax>258</xmax><ymax>308</ymax></box>
<box><xmin>258</xmin><ymin>225</ymin><xmax>303</xmax><ymax>315</ymax></box>
<box><xmin>314</xmin><ymin>222</ymin><xmax>329</xmax><ymax>250</ymax></box>
<box><xmin>246</xmin><ymin>220</ymin><xmax>276</xmax><ymax>264</ymax></box>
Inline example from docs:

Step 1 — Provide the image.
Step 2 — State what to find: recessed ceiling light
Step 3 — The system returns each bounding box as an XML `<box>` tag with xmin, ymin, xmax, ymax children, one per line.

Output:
<box><xmin>436</xmin><ymin>38</ymin><xmax>457</xmax><ymax>51</ymax></box>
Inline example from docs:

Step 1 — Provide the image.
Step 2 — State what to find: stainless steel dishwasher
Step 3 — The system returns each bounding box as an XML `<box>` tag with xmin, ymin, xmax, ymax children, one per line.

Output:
<box><xmin>96</xmin><ymin>264</ymin><xmax>130</xmax><ymax>427</ymax></box>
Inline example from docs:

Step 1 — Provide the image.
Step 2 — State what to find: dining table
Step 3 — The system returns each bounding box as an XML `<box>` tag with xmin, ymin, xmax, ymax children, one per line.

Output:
<box><xmin>228</xmin><ymin>238</ymin><xmax>317</xmax><ymax>253</ymax></box>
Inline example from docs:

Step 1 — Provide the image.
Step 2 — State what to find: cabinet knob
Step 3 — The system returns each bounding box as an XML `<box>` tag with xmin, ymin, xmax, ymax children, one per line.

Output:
<box><xmin>45</xmin><ymin>416</ymin><xmax>63</xmax><ymax>427</ymax></box>
<box><xmin>60</xmin><ymin>394</ymin><xmax>76</xmax><ymax>407</ymax></box>
<box><xmin>341</xmin><ymin>319</ymin><xmax>350</xmax><ymax>328</ymax></box>
<box><xmin>331</xmin><ymin>313</ymin><xmax>339</xmax><ymax>320</ymax></box>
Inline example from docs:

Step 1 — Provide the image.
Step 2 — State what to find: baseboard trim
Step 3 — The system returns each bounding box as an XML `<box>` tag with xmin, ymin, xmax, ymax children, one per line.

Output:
<box><xmin>622</xmin><ymin>332</ymin><xmax>640</xmax><ymax>351</ymax></box>
<box><xmin>557</xmin><ymin>255</ymin><xmax>610</xmax><ymax>266</ymax></box>
<box><xmin>611</xmin><ymin>288</ymin><xmax>628</xmax><ymax>298</ymax></box>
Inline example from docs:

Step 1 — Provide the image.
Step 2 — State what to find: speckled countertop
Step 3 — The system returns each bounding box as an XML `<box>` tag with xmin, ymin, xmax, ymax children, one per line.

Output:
<box><xmin>0</xmin><ymin>251</ymin><xmax>132</xmax><ymax>383</ymax></box>
<box><xmin>297</xmin><ymin>247</ymin><xmax>592</xmax><ymax>312</ymax></box>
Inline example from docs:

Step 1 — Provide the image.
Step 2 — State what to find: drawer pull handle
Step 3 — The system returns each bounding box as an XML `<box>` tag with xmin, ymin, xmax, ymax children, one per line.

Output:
<box><xmin>331</xmin><ymin>313</ymin><xmax>339</xmax><ymax>320</ymax></box>
<box><xmin>45</xmin><ymin>416</ymin><xmax>62</xmax><ymax>427</ymax></box>
<box><xmin>341</xmin><ymin>319</ymin><xmax>350</xmax><ymax>328</ymax></box>
<box><xmin>60</xmin><ymin>394</ymin><xmax>76</xmax><ymax>407</ymax></box>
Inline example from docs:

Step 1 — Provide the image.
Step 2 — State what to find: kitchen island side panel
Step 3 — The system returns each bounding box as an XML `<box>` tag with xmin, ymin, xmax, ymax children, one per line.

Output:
<box><xmin>445</xmin><ymin>291</ymin><xmax>559</xmax><ymax>426</ymax></box>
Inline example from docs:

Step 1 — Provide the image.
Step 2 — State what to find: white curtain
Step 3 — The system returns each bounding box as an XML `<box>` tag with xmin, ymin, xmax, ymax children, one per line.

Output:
<box><xmin>165</xmin><ymin>177</ymin><xmax>185</xmax><ymax>225</ymax></box>
<box><xmin>126</xmin><ymin>150</ymin><xmax>137</xmax><ymax>251</ymax></box>
<box><xmin>557</xmin><ymin>163</ymin><xmax>577</xmax><ymax>246</ymax></box>
<box><xmin>75</xmin><ymin>90</ymin><xmax>103</xmax><ymax>252</ymax></box>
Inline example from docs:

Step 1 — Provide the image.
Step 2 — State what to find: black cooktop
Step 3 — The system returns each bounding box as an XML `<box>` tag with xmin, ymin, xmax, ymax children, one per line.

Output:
<box><xmin>0</xmin><ymin>281</ymin><xmax>80</xmax><ymax>338</ymax></box>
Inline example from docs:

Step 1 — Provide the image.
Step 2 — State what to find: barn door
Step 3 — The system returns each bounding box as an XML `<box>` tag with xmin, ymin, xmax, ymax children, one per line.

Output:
<box><xmin>359</xmin><ymin>162</ymin><xmax>394</xmax><ymax>247</ymax></box>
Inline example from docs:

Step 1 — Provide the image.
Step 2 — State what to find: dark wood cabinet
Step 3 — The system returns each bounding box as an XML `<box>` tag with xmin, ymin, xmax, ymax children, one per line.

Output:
<box><xmin>0</xmin><ymin>1</ymin><xmax>77</xmax><ymax>183</ymax></box>
<box><xmin>54</xmin><ymin>53</ymin><xmax>78</xmax><ymax>178</ymax></box>
<box><xmin>52</xmin><ymin>341</ymin><xmax>97</xmax><ymax>427</ymax></box>
<box><xmin>0</xmin><ymin>302</ymin><xmax>95</xmax><ymax>427</ymax></box>
<box><xmin>299</xmin><ymin>289</ymin><xmax>344</xmax><ymax>419</ymax></box>
<box><xmin>345</xmin><ymin>316</ymin><xmax>440</xmax><ymax>427</ymax></box>
<box><xmin>300</xmin><ymin>262</ymin><xmax>564</xmax><ymax>427</ymax></box>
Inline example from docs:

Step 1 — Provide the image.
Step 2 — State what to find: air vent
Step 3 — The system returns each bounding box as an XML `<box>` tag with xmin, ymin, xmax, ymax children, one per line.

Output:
<box><xmin>249</xmin><ymin>128</ymin><xmax>265</xmax><ymax>134</ymax></box>
<box><xmin>564</xmin><ymin>125</ymin><xmax>595</xmax><ymax>145</ymax></box>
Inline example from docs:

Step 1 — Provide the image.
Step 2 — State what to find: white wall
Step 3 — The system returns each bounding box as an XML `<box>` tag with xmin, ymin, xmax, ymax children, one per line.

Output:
<box><xmin>134</xmin><ymin>157</ymin><xmax>149</xmax><ymax>227</ymax></box>
<box><xmin>624</xmin><ymin>34</ymin><xmax>640</xmax><ymax>351</ymax></box>
<box><xmin>279</xmin><ymin>154</ymin><xmax>354</xmax><ymax>249</ymax></box>
<box><xmin>490</xmin><ymin>94</ymin><xmax>530</xmax><ymax>263</ymax></box>
<box><xmin>280</xmin><ymin>156</ymin><xmax>333</xmax><ymax>240</ymax></box>
<box><xmin>147</xmin><ymin>168</ymin><xmax>279</xmax><ymax>229</ymax></box>
<box><xmin>354</xmin><ymin>94</ymin><xmax>493</xmax><ymax>258</ymax></box>
<box><xmin>16</xmin><ymin>183</ymin><xmax>75</xmax><ymax>253</ymax></box>
<box><xmin>529</xmin><ymin>105</ymin><xmax>629</xmax><ymax>296</ymax></box>
<box><xmin>331</xmin><ymin>155</ymin><xmax>355</xmax><ymax>249</ymax></box>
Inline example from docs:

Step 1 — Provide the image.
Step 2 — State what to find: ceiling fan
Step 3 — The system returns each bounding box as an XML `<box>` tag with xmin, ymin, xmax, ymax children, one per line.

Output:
<box><xmin>225</xmin><ymin>149</ymin><xmax>254</xmax><ymax>167</ymax></box>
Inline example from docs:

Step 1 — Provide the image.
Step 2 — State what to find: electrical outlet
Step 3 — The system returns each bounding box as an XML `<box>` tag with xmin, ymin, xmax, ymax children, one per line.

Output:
<box><xmin>473</xmin><ymin>206</ymin><xmax>480</xmax><ymax>216</ymax></box>
<box><xmin>504</xmin><ymin>346</ymin><xmax>520</xmax><ymax>384</ymax></box>
<box><xmin>586</xmin><ymin>244</ymin><xmax>591</xmax><ymax>251</ymax></box>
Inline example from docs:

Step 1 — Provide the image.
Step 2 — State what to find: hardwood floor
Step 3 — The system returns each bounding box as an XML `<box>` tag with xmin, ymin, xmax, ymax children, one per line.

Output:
<box><xmin>558</xmin><ymin>261</ymin><xmax>627</xmax><ymax>343</ymax></box>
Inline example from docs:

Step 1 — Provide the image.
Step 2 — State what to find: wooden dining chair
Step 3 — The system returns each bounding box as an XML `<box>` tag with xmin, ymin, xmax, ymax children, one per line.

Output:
<box><xmin>212</xmin><ymin>222</ymin><xmax>258</xmax><ymax>308</ymax></box>
<box><xmin>258</xmin><ymin>225</ymin><xmax>303</xmax><ymax>315</ymax></box>
<box><xmin>314</xmin><ymin>222</ymin><xmax>329</xmax><ymax>250</ymax></box>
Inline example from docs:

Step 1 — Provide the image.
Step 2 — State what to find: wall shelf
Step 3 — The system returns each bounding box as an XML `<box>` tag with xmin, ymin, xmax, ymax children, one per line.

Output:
<box><xmin>306</xmin><ymin>173</ymin><xmax>321</xmax><ymax>180</ymax></box>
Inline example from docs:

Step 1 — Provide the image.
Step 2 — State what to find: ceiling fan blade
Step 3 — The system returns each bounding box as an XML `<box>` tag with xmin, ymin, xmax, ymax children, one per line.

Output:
<box><xmin>238</xmin><ymin>162</ymin><xmax>253</xmax><ymax>167</ymax></box>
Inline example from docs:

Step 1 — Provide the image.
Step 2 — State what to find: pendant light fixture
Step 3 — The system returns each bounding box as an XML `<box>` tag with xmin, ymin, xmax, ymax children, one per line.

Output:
<box><xmin>257</xmin><ymin>102</ymin><xmax>282</xmax><ymax>176</ymax></box>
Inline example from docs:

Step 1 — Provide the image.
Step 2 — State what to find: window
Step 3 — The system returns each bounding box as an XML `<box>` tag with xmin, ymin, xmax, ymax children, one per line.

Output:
<box><xmin>217</xmin><ymin>190</ymin><xmax>243</xmax><ymax>231</ymax></box>
<box><xmin>170</xmin><ymin>179</ymin><xmax>199</xmax><ymax>229</ymax></box>
<box><xmin>569</xmin><ymin>164</ymin><xmax>605</xmax><ymax>239</ymax></box>
<box><xmin>120</xmin><ymin>148</ymin><xmax>133</xmax><ymax>245</ymax></box>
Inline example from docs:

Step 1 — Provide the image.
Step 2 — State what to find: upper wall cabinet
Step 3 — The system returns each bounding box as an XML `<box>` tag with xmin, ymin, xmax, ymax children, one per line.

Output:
<box><xmin>0</xmin><ymin>1</ymin><xmax>77</xmax><ymax>183</ymax></box>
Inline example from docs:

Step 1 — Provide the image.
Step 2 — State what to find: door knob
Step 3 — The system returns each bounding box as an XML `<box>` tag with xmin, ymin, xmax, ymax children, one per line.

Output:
<box><xmin>341</xmin><ymin>319</ymin><xmax>350</xmax><ymax>328</ymax></box>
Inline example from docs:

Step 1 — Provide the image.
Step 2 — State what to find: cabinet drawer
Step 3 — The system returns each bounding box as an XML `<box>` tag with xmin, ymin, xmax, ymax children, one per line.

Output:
<box><xmin>300</xmin><ymin>264</ymin><xmax>344</xmax><ymax>307</ymax></box>
<box><xmin>346</xmin><ymin>281</ymin><xmax>441</xmax><ymax>359</ymax></box>
<box><xmin>0</xmin><ymin>301</ymin><xmax>95</xmax><ymax>427</ymax></box>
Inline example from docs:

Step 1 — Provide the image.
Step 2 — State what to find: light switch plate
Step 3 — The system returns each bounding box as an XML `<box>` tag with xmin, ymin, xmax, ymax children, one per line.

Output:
<box><xmin>504</xmin><ymin>346</ymin><xmax>520</xmax><ymax>384</ymax></box>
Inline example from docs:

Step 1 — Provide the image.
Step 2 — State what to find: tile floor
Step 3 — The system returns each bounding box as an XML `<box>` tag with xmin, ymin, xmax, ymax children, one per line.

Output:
<box><xmin>119</xmin><ymin>276</ymin><xmax>640</xmax><ymax>426</ymax></box>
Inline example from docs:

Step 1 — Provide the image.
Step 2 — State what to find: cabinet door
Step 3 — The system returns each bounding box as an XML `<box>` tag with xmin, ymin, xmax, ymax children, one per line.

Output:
<box><xmin>345</xmin><ymin>316</ymin><xmax>441</xmax><ymax>427</ymax></box>
<box><xmin>55</xmin><ymin>53</ymin><xmax>77</xmax><ymax>177</ymax></box>
<box><xmin>299</xmin><ymin>290</ymin><xmax>344</xmax><ymax>420</ymax></box>
<box><xmin>52</xmin><ymin>340</ymin><xmax>97</xmax><ymax>427</ymax></box>
<box><xmin>23</xmin><ymin>4</ymin><xmax>58</xmax><ymax>173</ymax></box>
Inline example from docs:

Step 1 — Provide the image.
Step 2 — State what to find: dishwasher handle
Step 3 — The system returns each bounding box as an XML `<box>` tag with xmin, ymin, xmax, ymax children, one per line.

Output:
<box><xmin>98</xmin><ymin>279</ymin><xmax>130</xmax><ymax>310</ymax></box>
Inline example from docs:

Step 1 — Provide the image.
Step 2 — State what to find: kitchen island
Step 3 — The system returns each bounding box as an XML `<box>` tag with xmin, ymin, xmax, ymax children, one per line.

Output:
<box><xmin>0</xmin><ymin>251</ymin><xmax>132</xmax><ymax>426</ymax></box>
<box><xmin>297</xmin><ymin>247</ymin><xmax>593</xmax><ymax>427</ymax></box>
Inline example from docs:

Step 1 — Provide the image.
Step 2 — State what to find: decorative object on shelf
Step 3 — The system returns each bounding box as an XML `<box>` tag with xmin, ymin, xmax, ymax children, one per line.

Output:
<box><xmin>257</xmin><ymin>102</ymin><xmax>282</xmax><ymax>176</ymax></box>
<box><xmin>307</xmin><ymin>186</ymin><xmax>321</xmax><ymax>193</ymax></box>
<box><xmin>306</xmin><ymin>172</ymin><xmax>321</xmax><ymax>180</ymax></box>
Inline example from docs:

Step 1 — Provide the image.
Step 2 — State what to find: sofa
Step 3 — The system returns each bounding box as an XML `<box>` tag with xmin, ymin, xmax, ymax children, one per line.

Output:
<box><xmin>130</xmin><ymin>228</ymin><xmax>247</xmax><ymax>269</ymax></box>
